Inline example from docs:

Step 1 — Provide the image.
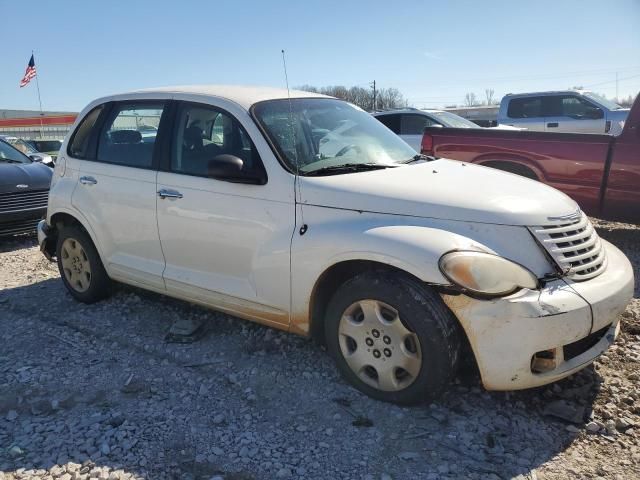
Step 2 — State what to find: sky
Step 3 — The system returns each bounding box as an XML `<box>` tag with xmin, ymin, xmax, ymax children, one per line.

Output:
<box><xmin>1</xmin><ymin>0</ymin><xmax>639</xmax><ymax>112</ymax></box>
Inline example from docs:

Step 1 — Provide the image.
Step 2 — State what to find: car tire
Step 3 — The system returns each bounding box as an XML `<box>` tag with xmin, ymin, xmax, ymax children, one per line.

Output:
<box><xmin>56</xmin><ymin>225</ymin><xmax>111</xmax><ymax>303</ymax></box>
<box><xmin>325</xmin><ymin>271</ymin><xmax>461</xmax><ymax>404</ymax></box>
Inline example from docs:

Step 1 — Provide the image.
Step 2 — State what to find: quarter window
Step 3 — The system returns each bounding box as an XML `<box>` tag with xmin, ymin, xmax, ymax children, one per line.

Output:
<box><xmin>507</xmin><ymin>97</ymin><xmax>543</xmax><ymax>118</ymax></box>
<box><xmin>68</xmin><ymin>105</ymin><xmax>104</xmax><ymax>159</ymax></box>
<box><xmin>97</xmin><ymin>103</ymin><xmax>165</xmax><ymax>168</ymax></box>
<box><xmin>171</xmin><ymin>103</ymin><xmax>264</xmax><ymax>180</ymax></box>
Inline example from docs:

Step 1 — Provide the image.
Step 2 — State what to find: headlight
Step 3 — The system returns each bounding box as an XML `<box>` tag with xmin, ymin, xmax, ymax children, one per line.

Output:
<box><xmin>439</xmin><ymin>250</ymin><xmax>538</xmax><ymax>297</ymax></box>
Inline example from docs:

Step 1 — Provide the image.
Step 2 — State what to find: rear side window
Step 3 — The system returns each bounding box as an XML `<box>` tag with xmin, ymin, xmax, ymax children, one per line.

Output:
<box><xmin>507</xmin><ymin>97</ymin><xmax>543</xmax><ymax>118</ymax></box>
<box><xmin>376</xmin><ymin>114</ymin><xmax>401</xmax><ymax>133</ymax></box>
<box><xmin>97</xmin><ymin>103</ymin><xmax>165</xmax><ymax>168</ymax></box>
<box><xmin>400</xmin><ymin>114</ymin><xmax>437</xmax><ymax>135</ymax></box>
<box><xmin>68</xmin><ymin>106</ymin><xmax>103</xmax><ymax>158</ymax></box>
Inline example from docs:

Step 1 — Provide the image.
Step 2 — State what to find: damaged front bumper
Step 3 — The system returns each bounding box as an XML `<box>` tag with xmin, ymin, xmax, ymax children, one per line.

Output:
<box><xmin>442</xmin><ymin>239</ymin><xmax>634</xmax><ymax>390</ymax></box>
<box><xmin>37</xmin><ymin>219</ymin><xmax>55</xmax><ymax>261</ymax></box>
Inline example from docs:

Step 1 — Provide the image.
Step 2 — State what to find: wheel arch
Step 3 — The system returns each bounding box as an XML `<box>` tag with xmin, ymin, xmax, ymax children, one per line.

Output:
<box><xmin>307</xmin><ymin>259</ymin><xmax>445</xmax><ymax>344</ymax></box>
<box><xmin>45</xmin><ymin>209</ymin><xmax>103</xmax><ymax>260</ymax></box>
<box><xmin>473</xmin><ymin>157</ymin><xmax>543</xmax><ymax>181</ymax></box>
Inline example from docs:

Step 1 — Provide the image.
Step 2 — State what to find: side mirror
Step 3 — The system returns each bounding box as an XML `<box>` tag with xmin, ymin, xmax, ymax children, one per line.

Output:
<box><xmin>208</xmin><ymin>154</ymin><xmax>243</xmax><ymax>180</ymax></box>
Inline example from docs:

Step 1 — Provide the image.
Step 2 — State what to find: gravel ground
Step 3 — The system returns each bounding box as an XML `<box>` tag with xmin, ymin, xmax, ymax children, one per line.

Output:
<box><xmin>0</xmin><ymin>218</ymin><xmax>639</xmax><ymax>480</ymax></box>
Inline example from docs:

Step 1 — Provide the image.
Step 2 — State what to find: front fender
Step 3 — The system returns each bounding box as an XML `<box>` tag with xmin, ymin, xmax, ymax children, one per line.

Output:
<box><xmin>290</xmin><ymin>207</ymin><xmax>500</xmax><ymax>334</ymax></box>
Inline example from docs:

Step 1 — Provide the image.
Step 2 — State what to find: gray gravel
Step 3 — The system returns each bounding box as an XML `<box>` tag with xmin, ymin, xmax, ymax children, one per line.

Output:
<box><xmin>0</xmin><ymin>218</ymin><xmax>639</xmax><ymax>479</ymax></box>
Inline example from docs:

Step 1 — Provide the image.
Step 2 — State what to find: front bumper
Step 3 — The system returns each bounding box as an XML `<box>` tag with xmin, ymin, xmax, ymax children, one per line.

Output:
<box><xmin>442</xmin><ymin>239</ymin><xmax>634</xmax><ymax>390</ymax></box>
<box><xmin>37</xmin><ymin>219</ymin><xmax>56</xmax><ymax>260</ymax></box>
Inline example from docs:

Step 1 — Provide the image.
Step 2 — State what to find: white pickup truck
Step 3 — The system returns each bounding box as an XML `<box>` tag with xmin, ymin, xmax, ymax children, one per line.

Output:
<box><xmin>497</xmin><ymin>90</ymin><xmax>630</xmax><ymax>135</ymax></box>
<box><xmin>38</xmin><ymin>85</ymin><xmax>634</xmax><ymax>404</ymax></box>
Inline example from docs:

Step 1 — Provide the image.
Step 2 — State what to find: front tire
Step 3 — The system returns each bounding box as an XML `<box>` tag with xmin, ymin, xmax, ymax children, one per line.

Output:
<box><xmin>56</xmin><ymin>225</ymin><xmax>111</xmax><ymax>303</ymax></box>
<box><xmin>325</xmin><ymin>271</ymin><xmax>461</xmax><ymax>404</ymax></box>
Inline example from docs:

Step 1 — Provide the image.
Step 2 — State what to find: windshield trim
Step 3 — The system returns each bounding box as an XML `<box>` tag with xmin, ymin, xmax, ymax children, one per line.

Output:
<box><xmin>0</xmin><ymin>139</ymin><xmax>33</xmax><ymax>164</ymax></box>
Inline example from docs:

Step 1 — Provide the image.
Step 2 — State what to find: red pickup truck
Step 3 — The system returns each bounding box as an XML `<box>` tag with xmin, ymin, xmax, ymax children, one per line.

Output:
<box><xmin>421</xmin><ymin>95</ymin><xmax>639</xmax><ymax>223</ymax></box>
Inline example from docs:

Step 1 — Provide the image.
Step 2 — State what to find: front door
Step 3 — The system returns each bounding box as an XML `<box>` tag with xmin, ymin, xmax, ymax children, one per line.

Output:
<box><xmin>156</xmin><ymin>101</ymin><xmax>294</xmax><ymax>327</ymax></box>
<box><xmin>70</xmin><ymin>101</ymin><xmax>167</xmax><ymax>290</ymax></box>
<box><xmin>543</xmin><ymin>95</ymin><xmax>606</xmax><ymax>133</ymax></box>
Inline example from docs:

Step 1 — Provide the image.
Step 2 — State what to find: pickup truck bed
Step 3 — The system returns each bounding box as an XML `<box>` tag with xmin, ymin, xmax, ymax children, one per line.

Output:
<box><xmin>421</xmin><ymin>96</ymin><xmax>640</xmax><ymax>223</ymax></box>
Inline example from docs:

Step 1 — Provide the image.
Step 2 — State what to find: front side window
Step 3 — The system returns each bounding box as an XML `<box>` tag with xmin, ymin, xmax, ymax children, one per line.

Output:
<box><xmin>400</xmin><ymin>114</ymin><xmax>437</xmax><ymax>135</ymax></box>
<box><xmin>97</xmin><ymin>103</ymin><xmax>164</xmax><ymax>168</ymax></box>
<box><xmin>253</xmin><ymin>98</ymin><xmax>417</xmax><ymax>175</ymax></box>
<box><xmin>560</xmin><ymin>96</ymin><xmax>600</xmax><ymax>118</ymax></box>
<box><xmin>507</xmin><ymin>97</ymin><xmax>543</xmax><ymax>118</ymax></box>
<box><xmin>171</xmin><ymin>103</ymin><xmax>264</xmax><ymax>179</ymax></box>
<box><xmin>68</xmin><ymin>105</ymin><xmax>104</xmax><ymax>158</ymax></box>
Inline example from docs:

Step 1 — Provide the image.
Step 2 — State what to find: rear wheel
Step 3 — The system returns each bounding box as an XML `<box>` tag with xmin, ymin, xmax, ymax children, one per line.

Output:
<box><xmin>325</xmin><ymin>271</ymin><xmax>461</xmax><ymax>404</ymax></box>
<box><xmin>56</xmin><ymin>225</ymin><xmax>111</xmax><ymax>303</ymax></box>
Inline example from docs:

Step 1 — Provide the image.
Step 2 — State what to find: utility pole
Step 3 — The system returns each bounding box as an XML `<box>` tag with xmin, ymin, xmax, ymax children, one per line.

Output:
<box><xmin>616</xmin><ymin>72</ymin><xmax>619</xmax><ymax>101</ymax></box>
<box><xmin>370</xmin><ymin>80</ymin><xmax>376</xmax><ymax>112</ymax></box>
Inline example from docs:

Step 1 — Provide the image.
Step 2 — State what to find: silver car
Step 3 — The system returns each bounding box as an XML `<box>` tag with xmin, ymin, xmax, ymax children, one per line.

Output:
<box><xmin>497</xmin><ymin>90</ymin><xmax>630</xmax><ymax>135</ymax></box>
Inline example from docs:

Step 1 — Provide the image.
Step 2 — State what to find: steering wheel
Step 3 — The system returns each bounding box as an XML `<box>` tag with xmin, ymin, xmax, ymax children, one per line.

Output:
<box><xmin>335</xmin><ymin>145</ymin><xmax>362</xmax><ymax>157</ymax></box>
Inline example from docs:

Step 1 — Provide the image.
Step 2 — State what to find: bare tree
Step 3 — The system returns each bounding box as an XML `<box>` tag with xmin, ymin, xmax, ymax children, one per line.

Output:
<box><xmin>464</xmin><ymin>92</ymin><xmax>478</xmax><ymax>107</ymax></box>
<box><xmin>296</xmin><ymin>85</ymin><xmax>406</xmax><ymax>111</ymax></box>
<box><xmin>485</xmin><ymin>88</ymin><xmax>495</xmax><ymax>105</ymax></box>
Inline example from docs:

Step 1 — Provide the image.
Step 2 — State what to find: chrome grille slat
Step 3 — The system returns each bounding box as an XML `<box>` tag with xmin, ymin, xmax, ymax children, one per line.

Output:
<box><xmin>529</xmin><ymin>211</ymin><xmax>606</xmax><ymax>281</ymax></box>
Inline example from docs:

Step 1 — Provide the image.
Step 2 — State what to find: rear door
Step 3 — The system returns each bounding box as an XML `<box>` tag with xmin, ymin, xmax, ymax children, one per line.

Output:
<box><xmin>503</xmin><ymin>97</ymin><xmax>546</xmax><ymax>131</ymax></box>
<box><xmin>543</xmin><ymin>95</ymin><xmax>606</xmax><ymax>133</ymax></box>
<box><xmin>70</xmin><ymin>100</ymin><xmax>168</xmax><ymax>290</ymax></box>
<box><xmin>155</xmin><ymin>100</ymin><xmax>293</xmax><ymax>327</ymax></box>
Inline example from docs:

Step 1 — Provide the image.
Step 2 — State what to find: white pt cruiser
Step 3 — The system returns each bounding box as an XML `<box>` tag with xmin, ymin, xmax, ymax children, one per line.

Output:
<box><xmin>39</xmin><ymin>86</ymin><xmax>634</xmax><ymax>404</ymax></box>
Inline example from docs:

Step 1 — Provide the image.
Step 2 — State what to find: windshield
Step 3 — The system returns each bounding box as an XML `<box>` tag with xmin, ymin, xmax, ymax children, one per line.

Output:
<box><xmin>582</xmin><ymin>92</ymin><xmax>624</xmax><ymax>111</ymax></box>
<box><xmin>8</xmin><ymin>138</ymin><xmax>37</xmax><ymax>155</ymax></box>
<box><xmin>253</xmin><ymin>98</ymin><xmax>417</xmax><ymax>174</ymax></box>
<box><xmin>0</xmin><ymin>140</ymin><xmax>32</xmax><ymax>164</ymax></box>
<box><xmin>429</xmin><ymin>111</ymin><xmax>479</xmax><ymax>128</ymax></box>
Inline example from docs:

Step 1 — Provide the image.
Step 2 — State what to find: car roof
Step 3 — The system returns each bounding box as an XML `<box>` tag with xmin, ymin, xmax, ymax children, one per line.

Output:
<box><xmin>504</xmin><ymin>90</ymin><xmax>592</xmax><ymax>98</ymax></box>
<box><xmin>128</xmin><ymin>85</ymin><xmax>331</xmax><ymax>110</ymax></box>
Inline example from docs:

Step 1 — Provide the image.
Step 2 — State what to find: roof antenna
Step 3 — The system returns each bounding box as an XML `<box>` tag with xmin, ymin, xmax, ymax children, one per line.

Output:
<box><xmin>281</xmin><ymin>49</ymin><xmax>307</xmax><ymax>235</ymax></box>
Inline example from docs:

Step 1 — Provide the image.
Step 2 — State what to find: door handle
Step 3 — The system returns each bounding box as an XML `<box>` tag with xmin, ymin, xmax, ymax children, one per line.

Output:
<box><xmin>547</xmin><ymin>122</ymin><xmax>559</xmax><ymax>128</ymax></box>
<box><xmin>79</xmin><ymin>176</ymin><xmax>97</xmax><ymax>185</ymax></box>
<box><xmin>157</xmin><ymin>189</ymin><xmax>183</xmax><ymax>199</ymax></box>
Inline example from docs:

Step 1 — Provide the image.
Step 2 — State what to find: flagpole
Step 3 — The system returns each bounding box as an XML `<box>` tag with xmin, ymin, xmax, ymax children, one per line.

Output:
<box><xmin>33</xmin><ymin>51</ymin><xmax>44</xmax><ymax>139</ymax></box>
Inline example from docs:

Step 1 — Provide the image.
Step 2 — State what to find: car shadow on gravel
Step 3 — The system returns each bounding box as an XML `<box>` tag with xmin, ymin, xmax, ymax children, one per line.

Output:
<box><xmin>0</xmin><ymin>234</ymin><xmax>37</xmax><ymax>254</ymax></box>
<box><xmin>1</xmin><ymin>274</ymin><xmax>612</xmax><ymax>479</ymax></box>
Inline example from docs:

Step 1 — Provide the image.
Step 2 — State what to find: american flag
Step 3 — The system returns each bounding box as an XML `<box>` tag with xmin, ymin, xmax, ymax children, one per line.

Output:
<box><xmin>20</xmin><ymin>54</ymin><xmax>37</xmax><ymax>88</ymax></box>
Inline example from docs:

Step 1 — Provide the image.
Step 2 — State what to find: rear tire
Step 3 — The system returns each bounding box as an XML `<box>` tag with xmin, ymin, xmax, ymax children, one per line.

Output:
<box><xmin>56</xmin><ymin>225</ymin><xmax>111</xmax><ymax>303</ymax></box>
<box><xmin>325</xmin><ymin>271</ymin><xmax>461</xmax><ymax>405</ymax></box>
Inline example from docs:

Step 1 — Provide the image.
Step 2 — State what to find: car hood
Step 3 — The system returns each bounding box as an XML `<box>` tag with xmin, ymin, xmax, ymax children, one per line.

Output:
<box><xmin>299</xmin><ymin>159</ymin><xmax>578</xmax><ymax>226</ymax></box>
<box><xmin>0</xmin><ymin>161</ymin><xmax>52</xmax><ymax>194</ymax></box>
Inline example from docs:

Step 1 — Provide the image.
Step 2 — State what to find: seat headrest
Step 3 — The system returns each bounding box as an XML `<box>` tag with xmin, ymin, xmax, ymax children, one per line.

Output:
<box><xmin>110</xmin><ymin>130</ymin><xmax>142</xmax><ymax>144</ymax></box>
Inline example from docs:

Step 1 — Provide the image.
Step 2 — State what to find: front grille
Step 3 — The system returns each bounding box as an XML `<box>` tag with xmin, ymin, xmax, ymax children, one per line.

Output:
<box><xmin>530</xmin><ymin>212</ymin><xmax>606</xmax><ymax>281</ymax></box>
<box><xmin>0</xmin><ymin>189</ymin><xmax>49</xmax><ymax>214</ymax></box>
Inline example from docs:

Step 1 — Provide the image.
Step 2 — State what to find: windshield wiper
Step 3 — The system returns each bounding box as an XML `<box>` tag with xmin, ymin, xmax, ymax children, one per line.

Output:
<box><xmin>0</xmin><ymin>158</ymin><xmax>25</xmax><ymax>164</ymax></box>
<box><xmin>400</xmin><ymin>154</ymin><xmax>435</xmax><ymax>164</ymax></box>
<box><xmin>304</xmin><ymin>163</ymin><xmax>397</xmax><ymax>176</ymax></box>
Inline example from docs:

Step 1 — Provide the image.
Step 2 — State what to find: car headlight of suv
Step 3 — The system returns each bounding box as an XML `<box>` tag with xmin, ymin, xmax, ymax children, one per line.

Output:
<box><xmin>439</xmin><ymin>250</ymin><xmax>539</xmax><ymax>297</ymax></box>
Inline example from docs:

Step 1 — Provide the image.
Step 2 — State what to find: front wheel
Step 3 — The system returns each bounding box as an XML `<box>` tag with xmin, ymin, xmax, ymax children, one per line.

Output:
<box><xmin>56</xmin><ymin>225</ymin><xmax>111</xmax><ymax>303</ymax></box>
<box><xmin>325</xmin><ymin>271</ymin><xmax>461</xmax><ymax>404</ymax></box>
